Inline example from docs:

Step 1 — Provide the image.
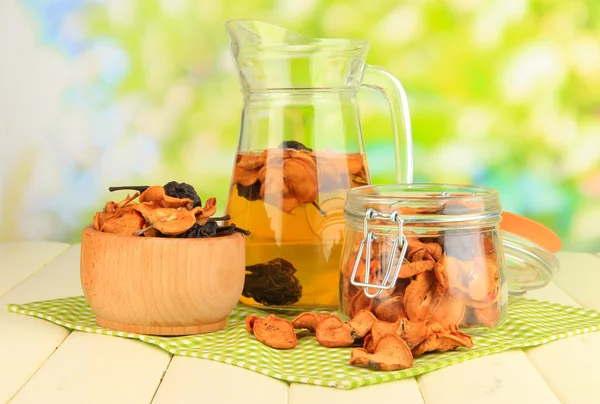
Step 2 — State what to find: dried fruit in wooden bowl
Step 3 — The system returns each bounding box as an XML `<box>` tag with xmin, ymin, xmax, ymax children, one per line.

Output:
<box><xmin>93</xmin><ymin>181</ymin><xmax>250</xmax><ymax>238</ymax></box>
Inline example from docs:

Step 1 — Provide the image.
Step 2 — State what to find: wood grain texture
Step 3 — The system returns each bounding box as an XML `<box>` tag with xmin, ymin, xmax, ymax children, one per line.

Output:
<box><xmin>526</xmin><ymin>332</ymin><xmax>600</xmax><ymax>404</ymax></box>
<box><xmin>551</xmin><ymin>252</ymin><xmax>600</xmax><ymax>310</ymax></box>
<box><xmin>417</xmin><ymin>350</ymin><xmax>561</xmax><ymax>404</ymax></box>
<box><xmin>152</xmin><ymin>356</ymin><xmax>289</xmax><ymax>404</ymax></box>
<box><xmin>289</xmin><ymin>379</ymin><xmax>424</xmax><ymax>404</ymax></box>
<box><xmin>0</xmin><ymin>241</ymin><xmax>69</xmax><ymax>297</ymax></box>
<box><xmin>80</xmin><ymin>227</ymin><xmax>246</xmax><ymax>335</ymax></box>
<box><xmin>523</xmin><ymin>252</ymin><xmax>600</xmax><ymax>404</ymax></box>
<box><xmin>524</xmin><ymin>281</ymin><xmax>581</xmax><ymax>307</ymax></box>
<box><xmin>0</xmin><ymin>246</ymin><xmax>81</xmax><ymax>403</ymax></box>
<box><xmin>10</xmin><ymin>331</ymin><xmax>171</xmax><ymax>404</ymax></box>
<box><xmin>2</xmin><ymin>245</ymin><xmax>599</xmax><ymax>404</ymax></box>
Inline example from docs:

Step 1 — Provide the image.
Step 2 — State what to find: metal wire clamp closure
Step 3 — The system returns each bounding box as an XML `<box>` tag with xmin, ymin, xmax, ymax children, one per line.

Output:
<box><xmin>349</xmin><ymin>208</ymin><xmax>408</xmax><ymax>298</ymax></box>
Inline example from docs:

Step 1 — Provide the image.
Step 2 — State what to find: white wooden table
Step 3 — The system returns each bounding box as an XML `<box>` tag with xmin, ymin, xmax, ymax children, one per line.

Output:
<box><xmin>1</xmin><ymin>243</ymin><xmax>599</xmax><ymax>404</ymax></box>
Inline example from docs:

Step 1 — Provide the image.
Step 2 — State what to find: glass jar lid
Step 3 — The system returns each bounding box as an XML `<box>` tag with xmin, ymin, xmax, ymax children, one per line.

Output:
<box><xmin>345</xmin><ymin>183</ymin><xmax>502</xmax><ymax>226</ymax></box>
<box><xmin>502</xmin><ymin>230</ymin><xmax>559</xmax><ymax>294</ymax></box>
<box><xmin>345</xmin><ymin>183</ymin><xmax>559</xmax><ymax>293</ymax></box>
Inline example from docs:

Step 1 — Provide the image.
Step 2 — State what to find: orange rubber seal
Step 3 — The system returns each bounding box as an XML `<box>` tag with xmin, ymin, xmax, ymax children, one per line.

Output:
<box><xmin>500</xmin><ymin>211</ymin><xmax>562</xmax><ymax>254</ymax></box>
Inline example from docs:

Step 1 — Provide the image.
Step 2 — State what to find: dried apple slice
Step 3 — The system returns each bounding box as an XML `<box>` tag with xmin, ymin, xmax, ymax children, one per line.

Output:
<box><xmin>291</xmin><ymin>312</ymin><xmax>320</xmax><ymax>332</ymax></box>
<box><xmin>370</xmin><ymin>319</ymin><xmax>401</xmax><ymax>347</ymax></box>
<box><xmin>347</xmin><ymin>310</ymin><xmax>377</xmax><ymax>339</ymax></box>
<box><xmin>245</xmin><ymin>315</ymin><xmax>259</xmax><ymax>333</ymax></box>
<box><xmin>139</xmin><ymin>186</ymin><xmax>193</xmax><ymax>209</ymax></box>
<box><xmin>374</xmin><ymin>296</ymin><xmax>407</xmax><ymax>323</ymax></box>
<box><xmin>100</xmin><ymin>207</ymin><xmax>145</xmax><ymax>235</ymax></box>
<box><xmin>236</xmin><ymin>152</ymin><xmax>266</xmax><ymax>170</ymax></box>
<box><xmin>412</xmin><ymin>328</ymin><xmax>473</xmax><ymax>357</ymax></box>
<box><xmin>404</xmin><ymin>271</ymin><xmax>437</xmax><ymax>323</ymax></box>
<box><xmin>349</xmin><ymin>290</ymin><xmax>374</xmax><ymax>318</ymax></box>
<box><xmin>251</xmin><ymin>314</ymin><xmax>298</xmax><ymax>349</ymax></box>
<box><xmin>133</xmin><ymin>204</ymin><xmax>196</xmax><ymax>236</ymax></box>
<box><xmin>398</xmin><ymin>260</ymin><xmax>435</xmax><ymax>278</ymax></box>
<box><xmin>350</xmin><ymin>334</ymin><xmax>413</xmax><ymax>371</ymax></box>
<box><xmin>315</xmin><ymin>316</ymin><xmax>354</xmax><ymax>348</ymax></box>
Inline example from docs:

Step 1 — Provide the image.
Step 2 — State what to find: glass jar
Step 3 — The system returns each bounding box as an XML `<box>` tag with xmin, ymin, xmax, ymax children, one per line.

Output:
<box><xmin>339</xmin><ymin>184</ymin><xmax>509</xmax><ymax>329</ymax></box>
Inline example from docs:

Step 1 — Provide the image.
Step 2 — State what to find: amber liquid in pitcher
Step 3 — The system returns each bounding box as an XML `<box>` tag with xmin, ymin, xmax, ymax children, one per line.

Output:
<box><xmin>226</xmin><ymin>147</ymin><xmax>369</xmax><ymax>309</ymax></box>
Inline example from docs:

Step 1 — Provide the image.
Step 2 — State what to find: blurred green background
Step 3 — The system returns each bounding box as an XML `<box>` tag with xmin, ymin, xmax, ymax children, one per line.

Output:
<box><xmin>1</xmin><ymin>0</ymin><xmax>599</xmax><ymax>251</ymax></box>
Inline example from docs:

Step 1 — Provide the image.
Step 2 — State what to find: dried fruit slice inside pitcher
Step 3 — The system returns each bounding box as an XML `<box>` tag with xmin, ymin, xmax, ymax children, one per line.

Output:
<box><xmin>232</xmin><ymin>143</ymin><xmax>369</xmax><ymax>212</ymax></box>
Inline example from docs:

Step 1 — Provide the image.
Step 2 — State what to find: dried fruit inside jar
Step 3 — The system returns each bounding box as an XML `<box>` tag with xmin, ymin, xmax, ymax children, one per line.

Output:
<box><xmin>339</xmin><ymin>226</ymin><xmax>508</xmax><ymax>329</ymax></box>
<box><xmin>227</xmin><ymin>146</ymin><xmax>370</xmax><ymax>308</ymax></box>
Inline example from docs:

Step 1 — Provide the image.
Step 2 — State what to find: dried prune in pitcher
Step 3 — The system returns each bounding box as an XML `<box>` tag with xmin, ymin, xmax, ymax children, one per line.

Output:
<box><xmin>242</xmin><ymin>258</ymin><xmax>303</xmax><ymax>306</ymax></box>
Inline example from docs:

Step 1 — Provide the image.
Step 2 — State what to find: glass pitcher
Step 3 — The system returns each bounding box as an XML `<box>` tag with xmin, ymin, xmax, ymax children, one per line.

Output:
<box><xmin>224</xmin><ymin>19</ymin><xmax>413</xmax><ymax>309</ymax></box>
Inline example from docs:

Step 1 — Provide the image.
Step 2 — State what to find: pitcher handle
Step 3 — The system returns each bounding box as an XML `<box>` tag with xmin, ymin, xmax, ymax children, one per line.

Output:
<box><xmin>361</xmin><ymin>65</ymin><xmax>413</xmax><ymax>183</ymax></box>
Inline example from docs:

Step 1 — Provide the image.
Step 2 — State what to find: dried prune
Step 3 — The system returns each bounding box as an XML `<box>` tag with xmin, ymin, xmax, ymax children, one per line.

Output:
<box><xmin>242</xmin><ymin>258</ymin><xmax>302</xmax><ymax>306</ymax></box>
<box><xmin>216</xmin><ymin>223</ymin><xmax>251</xmax><ymax>236</ymax></box>
<box><xmin>278</xmin><ymin>140</ymin><xmax>312</xmax><ymax>151</ymax></box>
<box><xmin>177</xmin><ymin>221</ymin><xmax>219</xmax><ymax>238</ymax></box>
<box><xmin>163</xmin><ymin>181</ymin><xmax>202</xmax><ymax>208</ymax></box>
<box><xmin>237</xmin><ymin>181</ymin><xmax>262</xmax><ymax>201</ymax></box>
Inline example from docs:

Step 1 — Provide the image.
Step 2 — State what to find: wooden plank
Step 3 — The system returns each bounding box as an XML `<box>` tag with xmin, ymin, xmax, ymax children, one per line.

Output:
<box><xmin>0</xmin><ymin>241</ymin><xmax>69</xmax><ymax>297</ymax></box>
<box><xmin>414</xmin><ymin>275</ymin><xmax>587</xmax><ymax>403</ymax></box>
<box><xmin>417</xmin><ymin>350</ymin><xmax>560</xmax><ymax>404</ymax></box>
<box><xmin>523</xmin><ymin>281</ymin><xmax>581</xmax><ymax>307</ymax></box>
<box><xmin>153</xmin><ymin>357</ymin><xmax>289</xmax><ymax>404</ymax></box>
<box><xmin>520</xmin><ymin>257</ymin><xmax>600</xmax><ymax>404</ymax></box>
<box><xmin>1</xmin><ymin>244</ymin><xmax>172</xmax><ymax>404</ymax></box>
<box><xmin>0</xmin><ymin>244</ymin><xmax>596</xmax><ymax>404</ymax></box>
<box><xmin>1</xmin><ymin>245</ymin><xmax>82</xmax><ymax>305</ymax></box>
<box><xmin>553</xmin><ymin>252</ymin><xmax>600</xmax><ymax>310</ymax></box>
<box><xmin>11</xmin><ymin>331</ymin><xmax>171</xmax><ymax>404</ymax></box>
<box><xmin>526</xmin><ymin>332</ymin><xmax>600</xmax><ymax>404</ymax></box>
<box><xmin>0</xmin><ymin>245</ymin><xmax>80</xmax><ymax>403</ymax></box>
<box><xmin>289</xmin><ymin>379</ymin><xmax>424</xmax><ymax>404</ymax></box>
<box><xmin>0</xmin><ymin>308</ymin><xmax>70</xmax><ymax>403</ymax></box>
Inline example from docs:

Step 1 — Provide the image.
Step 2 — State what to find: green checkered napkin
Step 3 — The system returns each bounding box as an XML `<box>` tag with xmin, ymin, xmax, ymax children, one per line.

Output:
<box><xmin>7</xmin><ymin>297</ymin><xmax>600</xmax><ymax>390</ymax></box>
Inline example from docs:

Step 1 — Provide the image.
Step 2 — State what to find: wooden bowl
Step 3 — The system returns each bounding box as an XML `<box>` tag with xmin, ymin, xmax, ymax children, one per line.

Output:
<box><xmin>80</xmin><ymin>226</ymin><xmax>245</xmax><ymax>336</ymax></box>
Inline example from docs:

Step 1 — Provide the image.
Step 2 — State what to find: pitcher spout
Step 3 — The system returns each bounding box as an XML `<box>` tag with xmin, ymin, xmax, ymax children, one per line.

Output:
<box><xmin>225</xmin><ymin>19</ymin><xmax>370</xmax><ymax>91</ymax></box>
<box><xmin>225</xmin><ymin>19</ymin><xmax>311</xmax><ymax>50</ymax></box>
